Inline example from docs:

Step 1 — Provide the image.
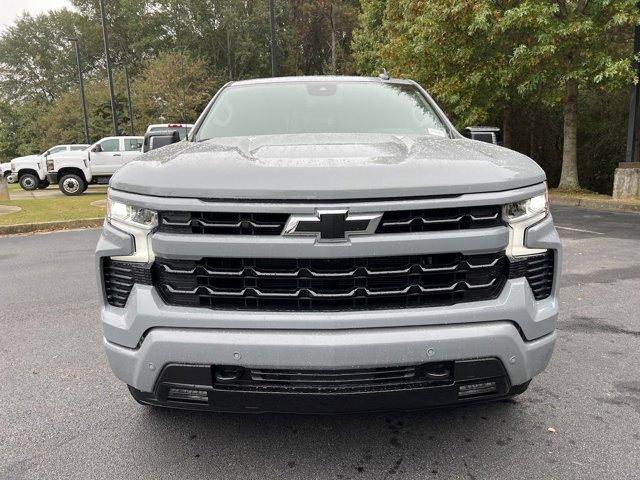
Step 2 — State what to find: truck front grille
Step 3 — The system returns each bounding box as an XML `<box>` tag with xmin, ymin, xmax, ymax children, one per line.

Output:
<box><xmin>157</xmin><ymin>205</ymin><xmax>503</xmax><ymax>235</ymax></box>
<box><xmin>153</xmin><ymin>252</ymin><xmax>507</xmax><ymax>311</ymax></box>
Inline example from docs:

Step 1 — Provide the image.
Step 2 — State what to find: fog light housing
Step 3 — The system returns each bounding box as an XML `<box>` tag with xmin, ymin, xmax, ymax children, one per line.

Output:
<box><xmin>167</xmin><ymin>387</ymin><xmax>209</xmax><ymax>403</ymax></box>
<box><xmin>458</xmin><ymin>380</ymin><xmax>498</xmax><ymax>398</ymax></box>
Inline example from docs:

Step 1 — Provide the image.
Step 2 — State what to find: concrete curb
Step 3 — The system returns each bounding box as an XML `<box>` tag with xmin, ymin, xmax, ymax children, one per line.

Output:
<box><xmin>550</xmin><ymin>195</ymin><xmax>640</xmax><ymax>214</ymax></box>
<box><xmin>0</xmin><ymin>218</ymin><xmax>104</xmax><ymax>236</ymax></box>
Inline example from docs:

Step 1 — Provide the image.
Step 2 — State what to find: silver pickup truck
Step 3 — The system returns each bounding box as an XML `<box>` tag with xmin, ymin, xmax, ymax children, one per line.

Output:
<box><xmin>96</xmin><ymin>76</ymin><xmax>561</xmax><ymax>413</ymax></box>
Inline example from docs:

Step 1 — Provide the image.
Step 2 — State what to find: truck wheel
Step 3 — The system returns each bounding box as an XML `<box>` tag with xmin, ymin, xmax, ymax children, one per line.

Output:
<box><xmin>82</xmin><ymin>182</ymin><xmax>89</xmax><ymax>192</ymax></box>
<box><xmin>37</xmin><ymin>179</ymin><xmax>50</xmax><ymax>189</ymax></box>
<box><xmin>59</xmin><ymin>174</ymin><xmax>86</xmax><ymax>196</ymax></box>
<box><xmin>19</xmin><ymin>173</ymin><xmax>39</xmax><ymax>191</ymax></box>
<box><xmin>3</xmin><ymin>172</ymin><xmax>16</xmax><ymax>184</ymax></box>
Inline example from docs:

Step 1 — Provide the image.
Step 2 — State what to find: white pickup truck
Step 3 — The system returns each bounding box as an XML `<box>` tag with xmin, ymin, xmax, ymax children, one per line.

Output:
<box><xmin>1</xmin><ymin>162</ymin><xmax>16</xmax><ymax>183</ymax></box>
<box><xmin>47</xmin><ymin>136</ymin><xmax>143</xmax><ymax>195</ymax></box>
<box><xmin>10</xmin><ymin>144</ymin><xmax>89</xmax><ymax>191</ymax></box>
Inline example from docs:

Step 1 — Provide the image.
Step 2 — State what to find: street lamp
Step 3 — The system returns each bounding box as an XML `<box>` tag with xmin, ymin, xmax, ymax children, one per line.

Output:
<box><xmin>99</xmin><ymin>0</ymin><xmax>119</xmax><ymax>136</ymax></box>
<box><xmin>269</xmin><ymin>0</ymin><xmax>277</xmax><ymax>77</ymax></box>
<box><xmin>65</xmin><ymin>37</ymin><xmax>90</xmax><ymax>144</ymax></box>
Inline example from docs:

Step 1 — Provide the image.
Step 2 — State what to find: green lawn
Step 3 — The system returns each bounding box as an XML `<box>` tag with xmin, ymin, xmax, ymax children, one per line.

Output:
<box><xmin>0</xmin><ymin>191</ymin><xmax>107</xmax><ymax>226</ymax></box>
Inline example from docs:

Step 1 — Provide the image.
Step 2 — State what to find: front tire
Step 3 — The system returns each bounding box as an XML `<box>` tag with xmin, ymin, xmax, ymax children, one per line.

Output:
<box><xmin>58</xmin><ymin>174</ymin><xmax>86</xmax><ymax>196</ymax></box>
<box><xmin>19</xmin><ymin>173</ymin><xmax>39</xmax><ymax>191</ymax></box>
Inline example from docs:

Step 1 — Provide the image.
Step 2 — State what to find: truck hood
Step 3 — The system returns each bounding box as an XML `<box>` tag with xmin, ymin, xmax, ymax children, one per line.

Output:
<box><xmin>10</xmin><ymin>154</ymin><xmax>41</xmax><ymax>167</ymax></box>
<box><xmin>110</xmin><ymin>133</ymin><xmax>546</xmax><ymax>200</ymax></box>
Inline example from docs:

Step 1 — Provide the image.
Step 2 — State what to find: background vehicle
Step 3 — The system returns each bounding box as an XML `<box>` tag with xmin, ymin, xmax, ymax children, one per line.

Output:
<box><xmin>48</xmin><ymin>136</ymin><xmax>143</xmax><ymax>195</ymax></box>
<box><xmin>146</xmin><ymin>123</ymin><xmax>193</xmax><ymax>140</ymax></box>
<box><xmin>11</xmin><ymin>144</ymin><xmax>88</xmax><ymax>191</ymax></box>
<box><xmin>1</xmin><ymin>162</ymin><xmax>16</xmax><ymax>183</ymax></box>
<box><xmin>99</xmin><ymin>77</ymin><xmax>561</xmax><ymax>413</ymax></box>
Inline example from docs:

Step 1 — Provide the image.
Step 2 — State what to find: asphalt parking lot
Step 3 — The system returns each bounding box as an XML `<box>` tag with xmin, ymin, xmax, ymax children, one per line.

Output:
<box><xmin>1</xmin><ymin>205</ymin><xmax>639</xmax><ymax>479</ymax></box>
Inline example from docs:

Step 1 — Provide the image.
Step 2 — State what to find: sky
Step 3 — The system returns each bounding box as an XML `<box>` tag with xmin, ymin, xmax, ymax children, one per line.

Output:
<box><xmin>0</xmin><ymin>0</ymin><xmax>71</xmax><ymax>32</ymax></box>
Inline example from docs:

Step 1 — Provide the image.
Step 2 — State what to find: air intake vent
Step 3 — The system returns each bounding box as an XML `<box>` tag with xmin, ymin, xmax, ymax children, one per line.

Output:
<box><xmin>103</xmin><ymin>259</ymin><xmax>152</xmax><ymax>308</ymax></box>
<box><xmin>153</xmin><ymin>252</ymin><xmax>507</xmax><ymax>311</ymax></box>
<box><xmin>212</xmin><ymin>363</ymin><xmax>453</xmax><ymax>393</ymax></box>
<box><xmin>508</xmin><ymin>251</ymin><xmax>554</xmax><ymax>300</ymax></box>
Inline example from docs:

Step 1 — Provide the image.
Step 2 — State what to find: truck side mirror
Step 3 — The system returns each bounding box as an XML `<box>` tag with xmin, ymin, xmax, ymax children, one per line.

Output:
<box><xmin>463</xmin><ymin>126</ymin><xmax>502</xmax><ymax>145</ymax></box>
<box><xmin>143</xmin><ymin>129</ymin><xmax>181</xmax><ymax>153</ymax></box>
<box><xmin>92</xmin><ymin>144</ymin><xmax>102</xmax><ymax>153</ymax></box>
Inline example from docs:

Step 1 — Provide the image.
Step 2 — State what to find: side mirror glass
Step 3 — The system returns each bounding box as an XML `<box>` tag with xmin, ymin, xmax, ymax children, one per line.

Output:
<box><xmin>143</xmin><ymin>129</ymin><xmax>181</xmax><ymax>153</ymax></box>
<box><xmin>463</xmin><ymin>126</ymin><xmax>502</xmax><ymax>145</ymax></box>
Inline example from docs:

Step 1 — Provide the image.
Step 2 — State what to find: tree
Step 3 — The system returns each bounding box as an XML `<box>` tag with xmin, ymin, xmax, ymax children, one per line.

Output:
<box><xmin>0</xmin><ymin>9</ymin><xmax>102</xmax><ymax>103</ymax></box>
<box><xmin>351</xmin><ymin>0</ymin><xmax>639</xmax><ymax>188</ymax></box>
<box><xmin>132</xmin><ymin>51</ymin><xmax>215</xmax><ymax>126</ymax></box>
<box><xmin>503</xmin><ymin>0</ymin><xmax>638</xmax><ymax>189</ymax></box>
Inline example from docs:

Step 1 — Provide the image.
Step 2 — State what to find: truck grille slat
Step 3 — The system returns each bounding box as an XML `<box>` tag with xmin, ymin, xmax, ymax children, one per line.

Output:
<box><xmin>154</xmin><ymin>252</ymin><xmax>507</xmax><ymax>311</ymax></box>
<box><xmin>157</xmin><ymin>206</ymin><xmax>504</xmax><ymax>235</ymax></box>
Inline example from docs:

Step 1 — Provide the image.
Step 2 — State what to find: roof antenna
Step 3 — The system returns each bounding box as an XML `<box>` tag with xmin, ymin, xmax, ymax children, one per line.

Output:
<box><xmin>378</xmin><ymin>68</ymin><xmax>390</xmax><ymax>80</ymax></box>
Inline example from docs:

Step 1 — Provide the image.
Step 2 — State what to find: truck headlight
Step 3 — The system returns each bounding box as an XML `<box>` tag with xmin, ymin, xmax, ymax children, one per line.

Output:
<box><xmin>107</xmin><ymin>199</ymin><xmax>158</xmax><ymax>230</ymax></box>
<box><xmin>503</xmin><ymin>186</ymin><xmax>548</xmax><ymax>257</ymax></box>
<box><xmin>107</xmin><ymin>197</ymin><xmax>157</xmax><ymax>263</ymax></box>
<box><xmin>504</xmin><ymin>191</ymin><xmax>548</xmax><ymax>222</ymax></box>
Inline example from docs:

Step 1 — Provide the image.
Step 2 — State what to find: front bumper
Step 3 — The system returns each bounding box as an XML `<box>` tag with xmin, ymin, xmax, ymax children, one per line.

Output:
<box><xmin>97</xmin><ymin>185</ymin><xmax>562</xmax><ymax>411</ymax></box>
<box><xmin>107</xmin><ymin>322</ymin><xmax>554</xmax><ymax>412</ymax></box>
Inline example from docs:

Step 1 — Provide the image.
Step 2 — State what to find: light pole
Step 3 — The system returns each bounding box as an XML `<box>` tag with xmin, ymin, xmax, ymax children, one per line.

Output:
<box><xmin>123</xmin><ymin>62</ymin><xmax>135</xmax><ymax>136</ymax></box>
<box><xmin>66</xmin><ymin>37</ymin><xmax>90</xmax><ymax>144</ymax></box>
<box><xmin>269</xmin><ymin>0</ymin><xmax>277</xmax><ymax>77</ymax></box>
<box><xmin>99</xmin><ymin>0</ymin><xmax>119</xmax><ymax>136</ymax></box>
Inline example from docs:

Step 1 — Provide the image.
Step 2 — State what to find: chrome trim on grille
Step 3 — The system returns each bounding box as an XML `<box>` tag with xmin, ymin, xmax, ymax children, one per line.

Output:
<box><xmin>164</xmin><ymin>279</ymin><xmax>497</xmax><ymax>298</ymax></box>
<box><xmin>160</xmin><ymin>258</ymin><xmax>501</xmax><ymax>277</ymax></box>
<box><xmin>161</xmin><ymin>218</ymin><xmax>283</xmax><ymax>229</ymax></box>
<box><xmin>381</xmin><ymin>212</ymin><xmax>500</xmax><ymax>227</ymax></box>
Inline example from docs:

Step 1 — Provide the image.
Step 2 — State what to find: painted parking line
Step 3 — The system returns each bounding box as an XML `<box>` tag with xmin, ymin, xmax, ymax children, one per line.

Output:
<box><xmin>555</xmin><ymin>225</ymin><xmax>605</xmax><ymax>235</ymax></box>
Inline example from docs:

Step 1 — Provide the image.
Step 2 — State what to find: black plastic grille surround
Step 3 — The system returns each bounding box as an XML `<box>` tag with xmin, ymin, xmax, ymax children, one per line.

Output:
<box><xmin>157</xmin><ymin>206</ymin><xmax>504</xmax><ymax>236</ymax></box>
<box><xmin>103</xmin><ymin>259</ymin><xmax>153</xmax><ymax>307</ymax></box>
<box><xmin>153</xmin><ymin>252</ymin><xmax>508</xmax><ymax>311</ymax></box>
<box><xmin>508</xmin><ymin>251</ymin><xmax>555</xmax><ymax>300</ymax></box>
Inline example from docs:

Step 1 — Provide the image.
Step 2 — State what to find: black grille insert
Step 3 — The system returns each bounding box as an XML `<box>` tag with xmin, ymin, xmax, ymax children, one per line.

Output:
<box><xmin>103</xmin><ymin>259</ymin><xmax>152</xmax><ymax>307</ymax></box>
<box><xmin>158</xmin><ymin>211</ymin><xmax>290</xmax><ymax>235</ymax></box>
<box><xmin>153</xmin><ymin>252</ymin><xmax>507</xmax><ymax>311</ymax></box>
<box><xmin>376</xmin><ymin>205</ymin><xmax>503</xmax><ymax>233</ymax></box>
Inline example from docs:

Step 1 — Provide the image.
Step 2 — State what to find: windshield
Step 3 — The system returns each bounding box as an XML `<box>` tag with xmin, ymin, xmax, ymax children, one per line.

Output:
<box><xmin>195</xmin><ymin>81</ymin><xmax>449</xmax><ymax>140</ymax></box>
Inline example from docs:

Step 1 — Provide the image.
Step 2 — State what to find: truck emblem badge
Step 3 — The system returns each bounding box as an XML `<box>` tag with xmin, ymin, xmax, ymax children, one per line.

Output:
<box><xmin>283</xmin><ymin>210</ymin><xmax>383</xmax><ymax>242</ymax></box>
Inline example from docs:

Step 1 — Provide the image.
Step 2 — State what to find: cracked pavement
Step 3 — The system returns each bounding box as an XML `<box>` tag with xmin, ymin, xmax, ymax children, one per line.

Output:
<box><xmin>1</xmin><ymin>205</ymin><xmax>639</xmax><ymax>479</ymax></box>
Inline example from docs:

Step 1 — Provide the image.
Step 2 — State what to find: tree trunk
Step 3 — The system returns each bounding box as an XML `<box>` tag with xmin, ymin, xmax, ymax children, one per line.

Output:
<box><xmin>502</xmin><ymin>105</ymin><xmax>513</xmax><ymax>149</ymax></box>
<box><xmin>0</xmin><ymin>176</ymin><xmax>9</xmax><ymax>201</ymax></box>
<box><xmin>558</xmin><ymin>79</ymin><xmax>580</xmax><ymax>190</ymax></box>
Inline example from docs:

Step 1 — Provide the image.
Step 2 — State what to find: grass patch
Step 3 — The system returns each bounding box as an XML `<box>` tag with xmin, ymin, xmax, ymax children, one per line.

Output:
<box><xmin>0</xmin><ymin>191</ymin><xmax>106</xmax><ymax>226</ymax></box>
